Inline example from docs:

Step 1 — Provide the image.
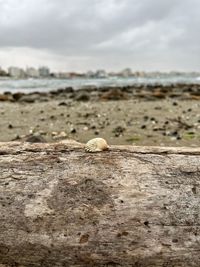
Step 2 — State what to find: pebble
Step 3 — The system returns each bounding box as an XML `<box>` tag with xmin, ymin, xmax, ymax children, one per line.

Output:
<box><xmin>75</xmin><ymin>93</ymin><xmax>90</xmax><ymax>101</ymax></box>
<box><xmin>53</xmin><ymin>131</ymin><xmax>67</xmax><ymax>139</ymax></box>
<box><xmin>25</xmin><ymin>134</ymin><xmax>47</xmax><ymax>143</ymax></box>
<box><xmin>70</xmin><ymin>127</ymin><xmax>76</xmax><ymax>133</ymax></box>
<box><xmin>172</xmin><ymin>102</ymin><xmax>178</xmax><ymax>106</ymax></box>
<box><xmin>58</xmin><ymin>101</ymin><xmax>68</xmax><ymax>106</ymax></box>
<box><xmin>112</xmin><ymin>126</ymin><xmax>126</xmax><ymax>137</ymax></box>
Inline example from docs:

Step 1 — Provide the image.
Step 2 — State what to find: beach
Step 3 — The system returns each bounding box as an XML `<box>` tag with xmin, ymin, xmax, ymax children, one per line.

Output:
<box><xmin>0</xmin><ymin>83</ymin><xmax>200</xmax><ymax>146</ymax></box>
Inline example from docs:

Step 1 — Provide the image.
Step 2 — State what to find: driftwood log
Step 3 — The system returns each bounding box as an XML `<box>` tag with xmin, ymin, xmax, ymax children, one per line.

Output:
<box><xmin>0</xmin><ymin>142</ymin><xmax>200</xmax><ymax>267</ymax></box>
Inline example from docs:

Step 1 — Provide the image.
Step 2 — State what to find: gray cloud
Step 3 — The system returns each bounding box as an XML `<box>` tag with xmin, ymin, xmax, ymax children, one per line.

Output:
<box><xmin>0</xmin><ymin>0</ymin><xmax>199</xmax><ymax>71</ymax></box>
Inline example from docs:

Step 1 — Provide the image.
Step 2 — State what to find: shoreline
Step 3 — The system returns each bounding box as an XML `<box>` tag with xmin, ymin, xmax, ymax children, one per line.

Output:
<box><xmin>0</xmin><ymin>83</ymin><xmax>199</xmax><ymax>146</ymax></box>
<box><xmin>1</xmin><ymin>83</ymin><xmax>200</xmax><ymax>102</ymax></box>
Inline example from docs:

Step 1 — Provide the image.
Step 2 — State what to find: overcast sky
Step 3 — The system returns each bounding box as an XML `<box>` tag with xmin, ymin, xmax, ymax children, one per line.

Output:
<box><xmin>0</xmin><ymin>0</ymin><xmax>199</xmax><ymax>72</ymax></box>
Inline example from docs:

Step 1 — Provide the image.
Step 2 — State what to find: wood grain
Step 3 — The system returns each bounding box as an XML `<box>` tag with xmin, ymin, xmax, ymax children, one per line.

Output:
<box><xmin>0</xmin><ymin>142</ymin><xmax>200</xmax><ymax>267</ymax></box>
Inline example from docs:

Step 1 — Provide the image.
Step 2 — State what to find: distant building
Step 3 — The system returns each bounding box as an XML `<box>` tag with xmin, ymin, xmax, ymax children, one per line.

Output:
<box><xmin>108</xmin><ymin>72</ymin><xmax>117</xmax><ymax>77</ymax></box>
<box><xmin>95</xmin><ymin>70</ymin><xmax>108</xmax><ymax>78</ymax></box>
<box><xmin>0</xmin><ymin>67</ymin><xmax>7</xmax><ymax>76</ymax></box>
<box><xmin>26</xmin><ymin>67</ymin><xmax>39</xmax><ymax>78</ymax></box>
<box><xmin>38</xmin><ymin>66</ymin><xmax>50</xmax><ymax>77</ymax></box>
<box><xmin>8</xmin><ymin>67</ymin><xmax>26</xmax><ymax>78</ymax></box>
<box><xmin>120</xmin><ymin>68</ymin><xmax>132</xmax><ymax>77</ymax></box>
<box><xmin>86</xmin><ymin>71</ymin><xmax>95</xmax><ymax>78</ymax></box>
<box><xmin>135</xmin><ymin>71</ymin><xmax>145</xmax><ymax>77</ymax></box>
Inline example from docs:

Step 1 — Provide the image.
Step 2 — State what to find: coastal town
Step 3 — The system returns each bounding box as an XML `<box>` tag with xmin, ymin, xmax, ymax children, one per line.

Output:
<box><xmin>0</xmin><ymin>65</ymin><xmax>199</xmax><ymax>79</ymax></box>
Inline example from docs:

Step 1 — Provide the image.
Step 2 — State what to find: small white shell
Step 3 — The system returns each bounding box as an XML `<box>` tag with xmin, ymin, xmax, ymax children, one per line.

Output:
<box><xmin>85</xmin><ymin>138</ymin><xmax>109</xmax><ymax>153</ymax></box>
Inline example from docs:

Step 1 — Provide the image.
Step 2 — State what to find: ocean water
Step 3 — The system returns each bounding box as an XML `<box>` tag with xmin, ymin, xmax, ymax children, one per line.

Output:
<box><xmin>0</xmin><ymin>75</ymin><xmax>200</xmax><ymax>93</ymax></box>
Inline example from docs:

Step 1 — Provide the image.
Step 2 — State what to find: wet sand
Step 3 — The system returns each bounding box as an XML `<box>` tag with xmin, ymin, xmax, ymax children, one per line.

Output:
<box><xmin>0</xmin><ymin>96</ymin><xmax>200</xmax><ymax>146</ymax></box>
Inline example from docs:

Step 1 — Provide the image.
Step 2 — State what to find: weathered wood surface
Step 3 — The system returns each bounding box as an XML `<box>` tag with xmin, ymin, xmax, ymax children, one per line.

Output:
<box><xmin>0</xmin><ymin>142</ymin><xmax>200</xmax><ymax>267</ymax></box>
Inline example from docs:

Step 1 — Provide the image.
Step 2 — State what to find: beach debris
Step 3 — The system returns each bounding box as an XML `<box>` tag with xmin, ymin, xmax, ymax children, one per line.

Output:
<box><xmin>172</xmin><ymin>101</ymin><xmax>178</xmax><ymax>106</ymax></box>
<box><xmin>141</xmin><ymin>125</ymin><xmax>146</xmax><ymax>129</ymax></box>
<box><xmin>12</xmin><ymin>134</ymin><xmax>21</xmax><ymax>141</ymax></box>
<box><xmin>12</xmin><ymin>92</ymin><xmax>24</xmax><ymax>101</ymax></box>
<box><xmin>58</xmin><ymin>101</ymin><xmax>68</xmax><ymax>106</ymax></box>
<box><xmin>112</xmin><ymin>126</ymin><xmax>126</xmax><ymax>137</ymax></box>
<box><xmin>50</xmin><ymin>115</ymin><xmax>56</xmax><ymax>120</ymax></box>
<box><xmin>100</xmin><ymin>88</ymin><xmax>128</xmax><ymax>101</ymax></box>
<box><xmin>150</xmin><ymin>117</ymin><xmax>158</xmax><ymax>124</ymax></box>
<box><xmin>143</xmin><ymin>115</ymin><xmax>149</xmax><ymax>121</ymax></box>
<box><xmin>183</xmin><ymin>131</ymin><xmax>196</xmax><ymax>140</ymax></box>
<box><xmin>25</xmin><ymin>133</ymin><xmax>47</xmax><ymax>143</ymax></box>
<box><xmin>83</xmin><ymin>112</ymin><xmax>94</xmax><ymax>118</ymax></box>
<box><xmin>52</xmin><ymin>131</ymin><xmax>67</xmax><ymax>140</ymax></box>
<box><xmin>154</xmin><ymin>106</ymin><xmax>162</xmax><ymax>110</ymax></box>
<box><xmin>152</xmin><ymin>90</ymin><xmax>166</xmax><ymax>98</ymax></box>
<box><xmin>0</xmin><ymin>94</ymin><xmax>13</xmax><ymax>101</ymax></box>
<box><xmin>169</xmin><ymin>117</ymin><xmax>192</xmax><ymax>130</ymax></box>
<box><xmin>18</xmin><ymin>95</ymin><xmax>36</xmax><ymax>103</ymax></box>
<box><xmin>126</xmin><ymin>135</ymin><xmax>141</xmax><ymax>143</ymax></box>
<box><xmin>85</xmin><ymin>138</ymin><xmax>109</xmax><ymax>152</ymax></box>
<box><xmin>75</xmin><ymin>93</ymin><xmax>90</xmax><ymax>101</ymax></box>
<box><xmin>70</xmin><ymin>127</ymin><xmax>76</xmax><ymax>134</ymax></box>
<box><xmin>51</xmin><ymin>131</ymin><xmax>58</xmax><ymax>136</ymax></box>
<box><xmin>29</xmin><ymin>128</ymin><xmax>35</xmax><ymax>134</ymax></box>
<box><xmin>58</xmin><ymin>100</ymin><xmax>72</xmax><ymax>106</ymax></box>
<box><xmin>94</xmin><ymin>130</ymin><xmax>99</xmax><ymax>135</ymax></box>
<box><xmin>83</xmin><ymin>126</ymin><xmax>89</xmax><ymax>131</ymax></box>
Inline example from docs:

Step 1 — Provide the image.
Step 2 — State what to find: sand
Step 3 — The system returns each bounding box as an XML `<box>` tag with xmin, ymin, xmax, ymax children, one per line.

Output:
<box><xmin>0</xmin><ymin>98</ymin><xmax>200</xmax><ymax>146</ymax></box>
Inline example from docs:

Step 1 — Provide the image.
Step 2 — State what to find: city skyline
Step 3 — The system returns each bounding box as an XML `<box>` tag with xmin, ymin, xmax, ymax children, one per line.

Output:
<box><xmin>1</xmin><ymin>65</ymin><xmax>200</xmax><ymax>79</ymax></box>
<box><xmin>0</xmin><ymin>0</ymin><xmax>200</xmax><ymax>72</ymax></box>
